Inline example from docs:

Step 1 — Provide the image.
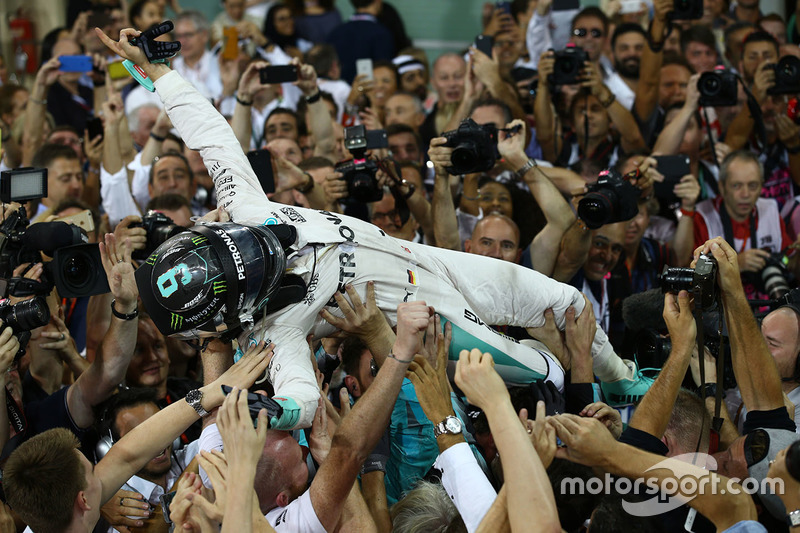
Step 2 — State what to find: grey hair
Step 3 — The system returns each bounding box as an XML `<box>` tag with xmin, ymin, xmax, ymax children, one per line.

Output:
<box><xmin>175</xmin><ymin>10</ymin><xmax>209</xmax><ymax>33</ymax></box>
<box><xmin>390</xmin><ymin>480</ymin><xmax>467</xmax><ymax>533</ymax></box>
<box><xmin>719</xmin><ymin>149</ymin><xmax>764</xmax><ymax>185</ymax></box>
<box><xmin>389</xmin><ymin>91</ymin><xmax>424</xmax><ymax>115</ymax></box>
<box><xmin>127</xmin><ymin>103</ymin><xmax>160</xmax><ymax>133</ymax></box>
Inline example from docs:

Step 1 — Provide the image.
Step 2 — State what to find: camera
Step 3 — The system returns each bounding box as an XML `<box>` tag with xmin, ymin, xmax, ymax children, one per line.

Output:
<box><xmin>768</xmin><ymin>56</ymin><xmax>800</xmax><ymax>96</ymax></box>
<box><xmin>660</xmin><ymin>253</ymin><xmax>718</xmax><ymax>310</ymax></box>
<box><xmin>577</xmin><ymin>168</ymin><xmax>640</xmax><ymax>229</ymax></box>
<box><xmin>549</xmin><ymin>46</ymin><xmax>588</xmax><ymax>86</ymax></box>
<box><xmin>334</xmin><ymin>125</ymin><xmax>388</xmax><ymax>203</ymax></box>
<box><xmin>698</xmin><ymin>69</ymin><xmax>738</xmax><ymax>107</ymax></box>
<box><xmin>441</xmin><ymin>118</ymin><xmax>499</xmax><ymax>176</ymax></box>
<box><xmin>670</xmin><ymin>0</ymin><xmax>703</xmax><ymax>20</ymax></box>
<box><xmin>131</xmin><ymin>211</ymin><xmax>186</xmax><ymax>261</ymax></box>
<box><xmin>0</xmin><ymin>297</ymin><xmax>51</xmax><ymax>361</ymax></box>
<box><xmin>760</xmin><ymin>252</ymin><xmax>793</xmax><ymax>300</ymax></box>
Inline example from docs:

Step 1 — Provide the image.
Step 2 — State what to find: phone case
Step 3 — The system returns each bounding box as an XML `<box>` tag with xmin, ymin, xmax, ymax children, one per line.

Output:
<box><xmin>59</xmin><ymin>55</ymin><xmax>93</xmax><ymax>72</ymax></box>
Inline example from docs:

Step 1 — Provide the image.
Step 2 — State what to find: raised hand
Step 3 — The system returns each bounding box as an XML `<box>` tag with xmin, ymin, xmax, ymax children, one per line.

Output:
<box><xmin>99</xmin><ymin>233</ymin><xmax>137</xmax><ymax>309</ymax></box>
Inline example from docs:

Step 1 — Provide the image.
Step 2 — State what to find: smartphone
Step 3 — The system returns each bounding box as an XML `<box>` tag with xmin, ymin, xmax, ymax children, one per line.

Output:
<box><xmin>55</xmin><ymin>209</ymin><xmax>95</xmax><ymax>234</ymax></box>
<box><xmin>259</xmin><ymin>65</ymin><xmax>298</xmax><ymax>84</ymax></box>
<box><xmin>495</xmin><ymin>1</ymin><xmax>512</xmax><ymax>14</ymax></box>
<box><xmin>59</xmin><ymin>55</ymin><xmax>93</xmax><ymax>72</ymax></box>
<box><xmin>86</xmin><ymin>116</ymin><xmax>104</xmax><ymax>142</ymax></box>
<box><xmin>246</xmin><ymin>148</ymin><xmax>275</xmax><ymax>194</ymax></box>
<box><xmin>356</xmin><ymin>58</ymin><xmax>373</xmax><ymax>81</ymax></box>
<box><xmin>552</xmin><ymin>0</ymin><xmax>580</xmax><ymax>11</ymax></box>
<box><xmin>653</xmin><ymin>155</ymin><xmax>691</xmax><ymax>205</ymax></box>
<box><xmin>220</xmin><ymin>385</ymin><xmax>283</xmax><ymax>425</ymax></box>
<box><xmin>620</xmin><ymin>0</ymin><xmax>642</xmax><ymax>14</ymax></box>
<box><xmin>107</xmin><ymin>60</ymin><xmax>130</xmax><ymax>80</ymax></box>
<box><xmin>474</xmin><ymin>34</ymin><xmax>494</xmax><ymax>57</ymax></box>
<box><xmin>222</xmin><ymin>26</ymin><xmax>239</xmax><ymax>60</ymax></box>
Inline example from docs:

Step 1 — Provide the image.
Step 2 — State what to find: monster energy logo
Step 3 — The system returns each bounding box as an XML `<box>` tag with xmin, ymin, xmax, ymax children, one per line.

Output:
<box><xmin>170</xmin><ymin>313</ymin><xmax>183</xmax><ymax>330</ymax></box>
<box><xmin>212</xmin><ymin>281</ymin><xmax>226</xmax><ymax>295</ymax></box>
<box><xmin>145</xmin><ymin>254</ymin><xmax>158</xmax><ymax>265</ymax></box>
<box><xmin>191</xmin><ymin>235</ymin><xmax>208</xmax><ymax>246</ymax></box>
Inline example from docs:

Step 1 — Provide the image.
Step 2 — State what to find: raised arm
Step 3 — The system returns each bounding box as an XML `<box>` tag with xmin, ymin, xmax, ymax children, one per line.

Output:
<box><xmin>231</xmin><ymin>61</ymin><xmax>268</xmax><ymax>152</ymax></box>
<box><xmin>533</xmin><ymin>51</ymin><xmax>559</xmax><ymax>163</ymax></box>
<box><xmin>21</xmin><ymin>58</ymin><xmax>62</xmax><ymax>166</ymax></box>
<box><xmin>652</xmin><ymin>74</ymin><xmax>700</xmax><ymax>155</ymax></box>
<box><xmin>633</xmin><ymin>0</ymin><xmax>671</xmax><ymax>121</ymax></box>
<box><xmin>296</xmin><ymin>60</ymin><xmax>336</xmax><ymax>161</ymax></box>
<box><xmin>582</xmin><ymin>65</ymin><xmax>646</xmax><ymax>154</ymax></box>
<box><xmin>429</xmin><ymin>139</ymin><xmax>462</xmax><ymax>250</ymax></box>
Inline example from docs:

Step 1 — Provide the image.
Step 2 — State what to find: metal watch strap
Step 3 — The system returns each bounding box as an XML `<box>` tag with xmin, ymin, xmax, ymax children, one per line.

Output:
<box><xmin>187</xmin><ymin>389</ymin><xmax>208</xmax><ymax>417</ymax></box>
<box><xmin>433</xmin><ymin>415</ymin><xmax>458</xmax><ymax>437</ymax></box>
<box><xmin>515</xmin><ymin>159</ymin><xmax>536</xmax><ymax>180</ymax></box>
<box><xmin>788</xmin><ymin>509</ymin><xmax>800</xmax><ymax>527</ymax></box>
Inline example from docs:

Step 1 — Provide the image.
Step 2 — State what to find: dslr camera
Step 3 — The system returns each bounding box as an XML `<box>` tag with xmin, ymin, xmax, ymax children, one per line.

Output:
<box><xmin>760</xmin><ymin>251</ymin><xmax>793</xmax><ymax>300</ymax></box>
<box><xmin>334</xmin><ymin>124</ymin><xmax>388</xmax><ymax>203</ymax></box>
<box><xmin>549</xmin><ymin>46</ymin><xmax>588</xmax><ymax>86</ymax></box>
<box><xmin>0</xmin><ymin>297</ymin><xmax>50</xmax><ymax>361</ymax></box>
<box><xmin>698</xmin><ymin>69</ymin><xmax>738</xmax><ymax>107</ymax></box>
<box><xmin>131</xmin><ymin>211</ymin><xmax>186</xmax><ymax>261</ymax></box>
<box><xmin>660</xmin><ymin>253</ymin><xmax>718</xmax><ymax>310</ymax></box>
<box><xmin>577</xmin><ymin>169</ymin><xmax>640</xmax><ymax>229</ymax></box>
<box><xmin>670</xmin><ymin>0</ymin><xmax>703</xmax><ymax>20</ymax></box>
<box><xmin>768</xmin><ymin>56</ymin><xmax>800</xmax><ymax>95</ymax></box>
<box><xmin>441</xmin><ymin>118</ymin><xmax>498</xmax><ymax>175</ymax></box>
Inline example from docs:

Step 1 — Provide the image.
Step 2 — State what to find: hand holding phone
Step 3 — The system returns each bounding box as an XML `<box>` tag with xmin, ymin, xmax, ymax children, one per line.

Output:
<box><xmin>356</xmin><ymin>58</ymin><xmax>374</xmax><ymax>82</ymax></box>
<box><xmin>259</xmin><ymin>65</ymin><xmax>299</xmax><ymax>84</ymax></box>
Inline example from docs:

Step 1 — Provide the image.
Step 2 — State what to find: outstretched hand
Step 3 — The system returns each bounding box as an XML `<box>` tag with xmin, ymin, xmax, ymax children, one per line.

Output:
<box><xmin>99</xmin><ymin>233</ymin><xmax>137</xmax><ymax>308</ymax></box>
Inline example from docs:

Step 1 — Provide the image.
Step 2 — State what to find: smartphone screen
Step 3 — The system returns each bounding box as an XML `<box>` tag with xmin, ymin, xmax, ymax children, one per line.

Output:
<box><xmin>356</xmin><ymin>58</ymin><xmax>374</xmax><ymax>81</ymax></box>
<box><xmin>258</xmin><ymin>65</ymin><xmax>298</xmax><ymax>84</ymax></box>
<box><xmin>653</xmin><ymin>155</ymin><xmax>691</xmax><ymax>205</ymax></box>
<box><xmin>246</xmin><ymin>149</ymin><xmax>275</xmax><ymax>194</ymax></box>
<box><xmin>86</xmin><ymin>117</ymin><xmax>104</xmax><ymax>142</ymax></box>
<box><xmin>59</xmin><ymin>55</ymin><xmax>93</xmax><ymax>72</ymax></box>
<box><xmin>552</xmin><ymin>0</ymin><xmax>580</xmax><ymax>11</ymax></box>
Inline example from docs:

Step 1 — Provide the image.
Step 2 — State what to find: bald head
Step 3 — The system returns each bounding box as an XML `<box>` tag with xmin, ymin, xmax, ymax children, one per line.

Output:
<box><xmin>465</xmin><ymin>214</ymin><xmax>521</xmax><ymax>263</ymax></box>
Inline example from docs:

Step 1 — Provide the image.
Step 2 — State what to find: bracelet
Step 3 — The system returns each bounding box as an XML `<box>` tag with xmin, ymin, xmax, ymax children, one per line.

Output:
<box><xmin>514</xmin><ymin>158</ymin><xmax>536</xmax><ymax>180</ymax></box>
<box><xmin>236</xmin><ymin>94</ymin><xmax>253</xmax><ymax>106</ymax></box>
<box><xmin>679</xmin><ymin>207</ymin><xmax>695</xmax><ymax>217</ymax></box>
<box><xmin>387</xmin><ymin>352</ymin><xmax>414</xmax><ymax>364</ymax></box>
<box><xmin>305</xmin><ymin>90</ymin><xmax>321</xmax><ymax>104</ymax></box>
<box><xmin>786</xmin><ymin>144</ymin><xmax>800</xmax><ymax>155</ymax></box>
<box><xmin>600</xmin><ymin>92</ymin><xmax>616</xmax><ymax>108</ymax></box>
<box><xmin>295</xmin><ymin>172</ymin><xmax>315</xmax><ymax>194</ymax></box>
<box><xmin>149</xmin><ymin>131</ymin><xmax>165</xmax><ymax>142</ymax></box>
<box><xmin>111</xmin><ymin>299</ymin><xmax>139</xmax><ymax>321</ymax></box>
<box><xmin>30</xmin><ymin>96</ymin><xmax>47</xmax><ymax>105</ymax></box>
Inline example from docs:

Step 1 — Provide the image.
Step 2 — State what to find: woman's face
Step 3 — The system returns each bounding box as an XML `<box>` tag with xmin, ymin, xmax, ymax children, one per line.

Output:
<box><xmin>371</xmin><ymin>66</ymin><xmax>397</xmax><ymax>108</ymax></box>
<box><xmin>274</xmin><ymin>7</ymin><xmax>295</xmax><ymax>36</ymax></box>
<box><xmin>134</xmin><ymin>1</ymin><xmax>161</xmax><ymax>31</ymax></box>
<box><xmin>478</xmin><ymin>181</ymin><xmax>513</xmax><ymax>218</ymax></box>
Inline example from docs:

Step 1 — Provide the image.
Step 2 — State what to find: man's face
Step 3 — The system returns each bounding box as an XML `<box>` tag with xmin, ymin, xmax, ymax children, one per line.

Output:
<box><xmin>761</xmin><ymin>308</ymin><xmax>800</xmax><ymax>380</ymax></box>
<box><xmin>116</xmin><ymin>403</ymin><xmax>172</xmax><ymax>479</ymax></box>
<box><xmin>711</xmin><ymin>435</ymin><xmax>749</xmax><ymax>481</ymax></box>
<box><xmin>48</xmin><ymin>130</ymin><xmax>84</xmax><ymax>160</ymax></box>
<box><xmin>584</xmin><ymin>223</ymin><xmax>626</xmax><ymax>281</ymax></box>
<box><xmin>471</xmin><ymin>104</ymin><xmax>506</xmax><ymax>131</ymax></box>
<box><xmin>46</xmin><ymin>157</ymin><xmax>84</xmax><ymax>207</ymax></box>
<box><xmin>370</xmin><ymin>193</ymin><xmax>417</xmax><ymax>241</ymax></box>
<box><xmin>133</xmin><ymin>107</ymin><xmax>159</xmax><ymax>148</ymax></box>
<box><xmin>384</xmin><ymin>94</ymin><xmax>423</xmax><ymax>130</ymax></box>
<box><xmin>725</xmin><ymin>26</ymin><xmax>753</xmax><ymax>68</ymax></box>
<box><xmin>478</xmin><ymin>181</ymin><xmax>513</xmax><ymax>218</ymax></box>
<box><xmin>761</xmin><ymin>20</ymin><xmax>787</xmax><ymax>46</ymax></box>
<box><xmin>266</xmin><ymin>138</ymin><xmax>302</xmax><ymax>165</ymax></box>
<box><xmin>77</xmin><ymin>451</ymin><xmax>103</xmax><ymax>524</ymax></box>
<box><xmin>684</xmin><ymin>42</ymin><xmax>717</xmax><ymax>74</ymax></box>
<box><xmin>149</xmin><ymin>155</ymin><xmax>195</xmax><ymax>202</ymax></box>
<box><xmin>400</xmin><ymin>68</ymin><xmax>427</xmax><ymax>100</ymax></box>
<box><xmin>465</xmin><ymin>216</ymin><xmax>520</xmax><ymax>263</ymax></box>
<box><xmin>720</xmin><ymin>157</ymin><xmax>762</xmax><ymax>222</ymax></box>
<box><xmin>159</xmin><ymin>206</ymin><xmax>193</xmax><ymax>227</ymax></box>
<box><xmin>613</xmin><ymin>31</ymin><xmax>646</xmax><ymax>79</ymax></box>
<box><xmin>625</xmin><ymin>203</ymin><xmax>650</xmax><ymax>248</ymax></box>
<box><xmin>224</xmin><ymin>0</ymin><xmax>246</xmax><ymax>21</ymax></box>
<box><xmin>265</xmin><ymin>112</ymin><xmax>298</xmax><ymax>143</ymax></box>
<box><xmin>572</xmin><ymin>95</ymin><xmax>610</xmax><ymax>140</ymax></box>
<box><xmin>2</xmin><ymin>88</ymin><xmax>28</xmax><ymax>126</ymax></box>
<box><xmin>126</xmin><ymin>319</ymin><xmax>170</xmax><ymax>391</ymax></box>
<box><xmin>659</xmin><ymin>64</ymin><xmax>691</xmax><ymax>109</ymax></box>
<box><xmin>740</xmin><ymin>41</ymin><xmax>779</xmax><ymax>83</ymax></box>
<box><xmin>174</xmin><ymin>20</ymin><xmax>207</xmax><ymax>61</ymax></box>
<box><xmin>570</xmin><ymin>16</ymin><xmax>606</xmax><ymax>62</ymax></box>
<box><xmin>432</xmin><ymin>56</ymin><xmax>466</xmax><ymax>104</ymax></box>
<box><xmin>664</xmin><ymin>28</ymin><xmax>681</xmax><ymax>55</ymax></box>
<box><xmin>664</xmin><ymin>108</ymin><xmax>701</xmax><ymax>158</ymax></box>
<box><xmin>388</xmin><ymin>132</ymin><xmax>421</xmax><ymax>163</ymax></box>
<box><xmin>493</xmin><ymin>29</ymin><xmax>524</xmax><ymax>70</ymax></box>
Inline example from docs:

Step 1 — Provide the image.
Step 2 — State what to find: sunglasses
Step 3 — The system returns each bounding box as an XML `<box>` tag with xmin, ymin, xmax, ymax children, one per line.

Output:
<box><xmin>573</xmin><ymin>28</ymin><xmax>604</xmax><ymax>38</ymax></box>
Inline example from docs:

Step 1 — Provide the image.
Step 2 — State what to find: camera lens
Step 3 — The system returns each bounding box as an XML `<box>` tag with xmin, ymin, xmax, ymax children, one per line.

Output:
<box><xmin>659</xmin><ymin>266</ymin><xmax>695</xmax><ymax>294</ymax></box>
<box><xmin>559</xmin><ymin>58</ymin><xmax>575</xmax><ymax>73</ymax></box>
<box><xmin>451</xmin><ymin>145</ymin><xmax>479</xmax><ymax>171</ymax></box>
<box><xmin>762</xmin><ymin>264</ymin><xmax>791</xmax><ymax>300</ymax></box>
<box><xmin>699</xmin><ymin>74</ymin><xmax>720</xmax><ymax>96</ymax></box>
<box><xmin>8</xmin><ymin>297</ymin><xmax>50</xmax><ymax>332</ymax></box>
<box><xmin>577</xmin><ymin>192</ymin><xmax>614</xmax><ymax>229</ymax></box>
<box><xmin>64</xmin><ymin>255</ymin><xmax>88</xmax><ymax>286</ymax></box>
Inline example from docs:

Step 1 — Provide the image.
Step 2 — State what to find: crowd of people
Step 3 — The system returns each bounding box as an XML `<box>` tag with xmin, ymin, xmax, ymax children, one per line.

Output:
<box><xmin>1</xmin><ymin>0</ymin><xmax>800</xmax><ymax>531</ymax></box>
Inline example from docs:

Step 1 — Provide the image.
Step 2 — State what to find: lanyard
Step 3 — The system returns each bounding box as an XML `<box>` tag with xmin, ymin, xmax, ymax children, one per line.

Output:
<box><xmin>720</xmin><ymin>201</ymin><xmax>757</xmax><ymax>252</ymax></box>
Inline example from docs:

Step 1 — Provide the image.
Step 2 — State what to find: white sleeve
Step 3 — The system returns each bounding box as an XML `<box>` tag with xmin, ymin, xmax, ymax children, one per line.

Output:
<box><xmin>266</xmin><ymin>490</ymin><xmax>326</xmax><ymax>533</ymax></box>
<box><xmin>526</xmin><ymin>11</ymin><xmax>552</xmax><ymax>70</ymax></box>
<box><xmin>153</xmin><ymin>70</ymin><xmax>272</xmax><ymax>222</ymax></box>
<box><xmin>434</xmin><ymin>442</ymin><xmax>496</xmax><ymax>533</ymax></box>
<box><xmin>198</xmin><ymin>422</ymin><xmax>224</xmax><ymax>488</ymax></box>
<box><xmin>127</xmin><ymin>152</ymin><xmax>151</xmax><ymax>212</ymax></box>
<box><xmin>100</xmin><ymin>163</ymin><xmax>141</xmax><ymax>227</ymax></box>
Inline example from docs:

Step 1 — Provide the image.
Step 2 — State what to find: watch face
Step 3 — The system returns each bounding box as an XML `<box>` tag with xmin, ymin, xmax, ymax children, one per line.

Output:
<box><xmin>187</xmin><ymin>389</ymin><xmax>200</xmax><ymax>403</ymax></box>
<box><xmin>445</xmin><ymin>417</ymin><xmax>462</xmax><ymax>434</ymax></box>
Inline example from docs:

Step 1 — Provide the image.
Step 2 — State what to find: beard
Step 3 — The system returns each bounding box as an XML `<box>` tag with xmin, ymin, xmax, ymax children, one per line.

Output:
<box><xmin>615</xmin><ymin>58</ymin><xmax>641</xmax><ymax>79</ymax></box>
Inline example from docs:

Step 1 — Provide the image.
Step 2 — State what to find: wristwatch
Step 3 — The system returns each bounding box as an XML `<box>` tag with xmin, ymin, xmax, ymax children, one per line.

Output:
<box><xmin>186</xmin><ymin>389</ymin><xmax>209</xmax><ymax>417</ymax></box>
<box><xmin>433</xmin><ymin>415</ymin><xmax>462</xmax><ymax>437</ymax></box>
<box><xmin>787</xmin><ymin>509</ymin><xmax>800</xmax><ymax>527</ymax></box>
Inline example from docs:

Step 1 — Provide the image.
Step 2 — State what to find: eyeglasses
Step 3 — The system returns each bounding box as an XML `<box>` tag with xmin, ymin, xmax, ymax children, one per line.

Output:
<box><xmin>174</xmin><ymin>31</ymin><xmax>199</xmax><ymax>40</ymax></box>
<box><xmin>573</xmin><ymin>28</ymin><xmax>604</xmax><ymax>38</ymax></box>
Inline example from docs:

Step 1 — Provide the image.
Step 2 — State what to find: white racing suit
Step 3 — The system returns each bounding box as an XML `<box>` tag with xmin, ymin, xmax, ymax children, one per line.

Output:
<box><xmin>154</xmin><ymin>71</ymin><xmax>632</xmax><ymax>429</ymax></box>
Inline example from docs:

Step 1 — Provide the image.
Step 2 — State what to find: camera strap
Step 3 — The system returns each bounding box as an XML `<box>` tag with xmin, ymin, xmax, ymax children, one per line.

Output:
<box><xmin>735</xmin><ymin>73</ymin><xmax>767</xmax><ymax>152</ymax></box>
<box><xmin>702</xmin><ymin>107</ymin><xmax>720</xmax><ymax>170</ymax></box>
<box><xmin>720</xmin><ymin>203</ymin><xmax>758</xmax><ymax>252</ymax></box>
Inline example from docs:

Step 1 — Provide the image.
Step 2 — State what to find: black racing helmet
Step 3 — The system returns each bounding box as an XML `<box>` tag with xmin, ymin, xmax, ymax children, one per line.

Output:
<box><xmin>135</xmin><ymin>222</ymin><xmax>287</xmax><ymax>339</ymax></box>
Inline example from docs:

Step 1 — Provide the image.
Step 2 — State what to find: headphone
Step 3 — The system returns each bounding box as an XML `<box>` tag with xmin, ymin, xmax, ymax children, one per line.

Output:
<box><xmin>94</xmin><ymin>403</ymin><xmax>183</xmax><ymax>462</ymax></box>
